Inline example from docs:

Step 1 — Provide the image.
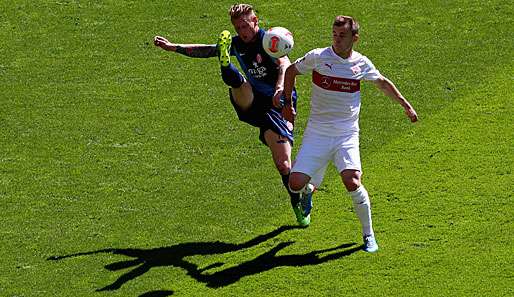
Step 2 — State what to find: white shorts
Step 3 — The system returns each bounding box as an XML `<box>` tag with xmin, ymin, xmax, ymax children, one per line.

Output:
<box><xmin>291</xmin><ymin>131</ymin><xmax>361</xmax><ymax>187</ymax></box>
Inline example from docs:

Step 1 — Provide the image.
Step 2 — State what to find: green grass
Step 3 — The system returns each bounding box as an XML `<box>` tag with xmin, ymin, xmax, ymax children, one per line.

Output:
<box><xmin>1</xmin><ymin>0</ymin><xmax>513</xmax><ymax>296</ymax></box>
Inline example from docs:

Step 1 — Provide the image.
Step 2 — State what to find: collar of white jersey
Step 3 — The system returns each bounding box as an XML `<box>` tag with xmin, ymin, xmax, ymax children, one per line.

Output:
<box><xmin>329</xmin><ymin>46</ymin><xmax>357</xmax><ymax>62</ymax></box>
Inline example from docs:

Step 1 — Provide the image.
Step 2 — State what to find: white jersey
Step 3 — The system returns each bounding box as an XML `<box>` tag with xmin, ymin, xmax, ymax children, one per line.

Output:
<box><xmin>294</xmin><ymin>47</ymin><xmax>381</xmax><ymax>136</ymax></box>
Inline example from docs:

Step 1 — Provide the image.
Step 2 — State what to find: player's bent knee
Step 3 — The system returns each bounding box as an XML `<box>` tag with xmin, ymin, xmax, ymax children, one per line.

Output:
<box><xmin>288</xmin><ymin>172</ymin><xmax>309</xmax><ymax>192</ymax></box>
<box><xmin>344</xmin><ymin>180</ymin><xmax>359</xmax><ymax>192</ymax></box>
<box><xmin>289</xmin><ymin>180</ymin><xmax>304</xmax><ymax>192</ymax></box>
<box><xmin>275</xmin><ymin>160</ymin><xmax>291</xmax><ymax>176</ymax></box>
<box><xmin>343</xmin><ymin>176</ymin><xmax>361</xmax><ymax>192</ymax></box>
<box><xmin>341</xmin><ymin>170</ymin><xmax>361</xmax><ymax>192</ymax></box>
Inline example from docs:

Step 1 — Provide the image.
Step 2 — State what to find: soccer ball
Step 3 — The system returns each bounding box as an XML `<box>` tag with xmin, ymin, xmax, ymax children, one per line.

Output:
<box><xmin>262</xmin><ymin>27</ymin><xmax>294</xmax><ymax>58</ymax></box>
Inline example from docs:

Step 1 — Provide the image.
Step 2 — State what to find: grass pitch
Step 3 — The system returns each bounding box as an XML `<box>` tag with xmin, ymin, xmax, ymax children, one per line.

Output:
<box><xmin>1</xmin><ymin>0</ymin><xmax>512</xmax><ymax>296</ymax></box>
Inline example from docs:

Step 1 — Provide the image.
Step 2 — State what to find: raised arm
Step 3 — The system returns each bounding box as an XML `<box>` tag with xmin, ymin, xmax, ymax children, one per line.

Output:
<box><xmin>373</xmin><ymin>75</ymin><xmax>418</xmax><ymax>122</ymax></box>
<box><xmin>281</xmin><ymin>63</ymin><xmax>302</xmax><ymax>123</ymax></box>
<box><xmin>154</xmin><ymin>36</ymin><xmax>218</xmax><ymax>58</ymax></box>
<box><xmin>272</xmin><ymin>55</ymin><xmax>292</xmax><ymax>108</ymax></box>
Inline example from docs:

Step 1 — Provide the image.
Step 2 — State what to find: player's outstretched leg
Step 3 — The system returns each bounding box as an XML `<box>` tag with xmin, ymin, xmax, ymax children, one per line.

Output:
<box><xmin>217</xmin><ymin>30</ymin><xmax>231</xmax><ymax>67</ymax></box>
<box><xmin>217</xmin><ymin>30</ymin><xmax>245</xmax><ymax>90</ymax></box>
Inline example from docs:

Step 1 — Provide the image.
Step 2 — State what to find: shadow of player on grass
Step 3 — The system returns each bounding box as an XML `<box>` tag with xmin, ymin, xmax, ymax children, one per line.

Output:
<box><xmin>48</xmin><ymin>225</ymin><xmax>299</xmax><ymax>291</ymax></box>
<box><xmin>48</xmin><ymin>225</ymin><xmax>362</xmax><ymax>292</ymax></box>
<box><xmin>194</xmin><ymin>241</ymin><xmax>362</xmax><ymax>288</ymax></box>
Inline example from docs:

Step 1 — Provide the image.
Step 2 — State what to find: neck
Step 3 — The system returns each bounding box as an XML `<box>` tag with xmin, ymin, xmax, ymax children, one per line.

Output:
<box><xmin>332</xmin><ymin>46</ymin><xmax>352</xmax><ymax>59</ymax></box>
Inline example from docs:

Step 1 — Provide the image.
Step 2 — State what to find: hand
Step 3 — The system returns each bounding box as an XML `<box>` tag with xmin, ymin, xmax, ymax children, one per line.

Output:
<box><xmin>405</xmin><ymin>106</ymin><xmax>418</xmax><ymax>122</ymax></box>
<box><xmin>272</xmin><ymin>88</ymin><xmax>284</xmax><ymax>108</ymax></box>
<box><xmin>153</xmin><ymin>36</ymin><xmax>175</xmax><ymax>51</ymax></box>
<box><xmin>282</xmin><ymin>103</ymin><xmax>296</xmax><ymax>123</ymax></box>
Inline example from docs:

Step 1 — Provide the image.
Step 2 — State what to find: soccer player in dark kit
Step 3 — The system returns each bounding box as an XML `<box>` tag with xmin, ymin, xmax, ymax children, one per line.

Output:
<box><xmin>154</xmin><ymin>3</ymin><xmax>312</xmax><ymax>226</ymax></box>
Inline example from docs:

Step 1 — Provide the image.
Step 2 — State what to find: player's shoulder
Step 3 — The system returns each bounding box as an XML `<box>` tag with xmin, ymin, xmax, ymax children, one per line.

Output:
<box><xmin>306</xmin><ymin>47</ymin><xmax>331</xmax><ymax>57</ymax></box>
<box><xmin>297</xmin><ymin>47</ymin><xmax>331</xmax><ymax>63</ymax></box>
<box><xmin>350</xmin><ymin>50</ymin><xmax>373</xmax><ymax>64</ymax></box>
<box><xmin>295</xmin><ymin>47</ymin><xmax>332</xmax><ymax>67</ymax></box>
<box><xmin>350</xmin><ymin>51</ymin><xmax>380</xmax><ymax>76</ymax></box>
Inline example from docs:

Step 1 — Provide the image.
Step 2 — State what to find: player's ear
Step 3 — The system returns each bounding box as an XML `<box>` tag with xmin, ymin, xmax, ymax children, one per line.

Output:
<box><xmin>353</xmin><ymin>34</ymin><xmax>359</xmax><ymax>43</ymax></box>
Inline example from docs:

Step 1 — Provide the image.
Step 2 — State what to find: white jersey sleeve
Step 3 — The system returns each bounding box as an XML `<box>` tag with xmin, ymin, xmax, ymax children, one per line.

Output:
<box><xmin>294</xmin><ymin>49</ymin><xmax>322</xmax><ymax>75</ymax></box>
<box><xmin>360</xmin><ymin>56</ymin><xmax>381</xmax><ymax>81</ymax></box>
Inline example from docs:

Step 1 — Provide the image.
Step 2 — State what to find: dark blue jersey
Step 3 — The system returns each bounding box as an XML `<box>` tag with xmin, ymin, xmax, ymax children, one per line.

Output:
<box><xmin>230</xmin><ymin>29</ymin><xmax>279</xmax><ymax>97</ymax></box>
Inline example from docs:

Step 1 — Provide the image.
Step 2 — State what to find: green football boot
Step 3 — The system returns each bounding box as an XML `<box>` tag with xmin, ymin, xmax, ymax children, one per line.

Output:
<box><xmin>292</xmin><ymin>204</ymin><xmax>311</xmax><ymax>227</ymax></box>
<box><xmin>217</xmin><ymin>30</ymin><xmax>231</xmax><ymax>67</ymax></box>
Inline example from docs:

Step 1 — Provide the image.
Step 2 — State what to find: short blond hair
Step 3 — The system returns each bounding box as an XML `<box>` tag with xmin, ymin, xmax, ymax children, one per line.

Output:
<box><xmin>229</xmin><ymin>3</ymin><xmax>255</xmax><ymax>19</ymax></box>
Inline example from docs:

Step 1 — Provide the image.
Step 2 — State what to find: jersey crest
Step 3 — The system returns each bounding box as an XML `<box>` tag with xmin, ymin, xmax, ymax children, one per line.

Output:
<box><xmin>351</xmin><ymin>65</ymin><xmax>362</xmax><ymax>76</ymax></box>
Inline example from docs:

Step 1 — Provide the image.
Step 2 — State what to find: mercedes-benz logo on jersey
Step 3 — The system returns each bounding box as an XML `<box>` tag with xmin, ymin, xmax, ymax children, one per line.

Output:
<box><xmin>321</xmin><ymin>76</ymin><xmax>332</xmax><ymax>88</ymax></box>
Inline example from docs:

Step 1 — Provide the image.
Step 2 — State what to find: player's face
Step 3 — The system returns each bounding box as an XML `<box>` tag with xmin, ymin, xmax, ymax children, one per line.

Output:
<box><xmin>332</xmin><ymin>25</ymin><xmax>356</xmax><ymax>56</ymax></box>
<box><xmin>231</xmin><ymin>14</ymin><xmax>259</xmax><ymax>43</ymax></box>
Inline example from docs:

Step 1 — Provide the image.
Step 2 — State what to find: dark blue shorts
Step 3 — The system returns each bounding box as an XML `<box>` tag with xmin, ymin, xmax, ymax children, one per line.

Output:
<box><xmin>229</xmin><ymin>88</ymin><xmax>297</xmax><ymax>146</ymax></box>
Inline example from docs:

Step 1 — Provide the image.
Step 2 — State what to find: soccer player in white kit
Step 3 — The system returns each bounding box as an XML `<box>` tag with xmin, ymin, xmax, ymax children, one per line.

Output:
<box><xmin>280</xmin><ymin>16</ymin><xmax>418</xmax><ymax>253</ymax></box>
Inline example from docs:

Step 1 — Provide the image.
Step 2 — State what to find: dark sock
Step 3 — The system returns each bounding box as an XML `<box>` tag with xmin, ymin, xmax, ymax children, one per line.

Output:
<box><xmin>221</xmin><ymin>64</ymin><xmax>244</xmax><ymax>88</ymax></box>
<box><xmin>281</xmin><ymin>174</ymin><xmax>299</xmax><ymax>207</ymax></box>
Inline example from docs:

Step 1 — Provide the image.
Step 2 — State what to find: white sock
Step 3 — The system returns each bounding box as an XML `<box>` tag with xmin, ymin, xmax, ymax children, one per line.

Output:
<box><xmin>348</xmin><ymin>185</ymin><xmax>374</xmax><ymax>237</ymax></box>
